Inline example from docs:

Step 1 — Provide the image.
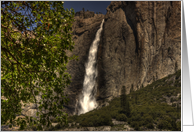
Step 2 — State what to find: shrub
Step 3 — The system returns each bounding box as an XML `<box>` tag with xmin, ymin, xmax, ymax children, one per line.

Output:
<box><xmin>111</xmin><ymin>111</ymin><xmax>119</xmax><ymax>119</ymax></box>
<box><xmin>131</xmin><ymin>114</ymin><xmax>141</xmax><ymax>122</ymax></box>
<box><xmin>116</xmin><ymin>114</ymin><xmax>127</xmax><ymax>122</ymax></box>
<box><xmin>98</xmin><ymin>113</ymin><xmax>112</xmax><ymax>126</ymax></box>
<box><xmin>80</xmin><ymin>120</ymin><xmax>88</xmax><ymax>127</ymax></box>
<box><xmin>172</xmin><ymin>103</ymin><xmax>176</xmax><ymax>107</ymax></box>
<box><xmin>31</xmin><ymin>125</ymin><xmax>37</xmax><ymax>131</ymax></box>
<box><xmin>131</xmin><ymin>122</ymin><xmax>140</xmax><ymax>131</ymax></box>
<box><xmin>157</xmin><ymin>119</ymin><xmax>172</xmax><ymax>130</ymax></box>
<box><xmin>146</xmin><ymin>123</ymin><xmax>154</xmax><ymax>129</ymax></box>
<box><xmin>127</xmin><ymin>118</ymin><xmax>132</xmax><ymax>124</ymax></box>
<box><xmin>88</xmin><ymin>122</ymin><xmax>93</xmax><ymax>127</ymax></box>
<box><xmin>54</xmin><ymin>123</ymin><xmax>63</xmax><ymax>130</ymax></box>
<box><xmin>176</xmin><ymin>121</ymin><xmax>181</xmax><ymax>131</ymax></box>
<box><xmin>80</xmin><ymin>112</ymin><xmax>112</xmax><ymax>127</ymax></box>
<box><xmin>145</xmin><ymin>115</ymin><xmax>153</xmax><ymax>122</ymax></box>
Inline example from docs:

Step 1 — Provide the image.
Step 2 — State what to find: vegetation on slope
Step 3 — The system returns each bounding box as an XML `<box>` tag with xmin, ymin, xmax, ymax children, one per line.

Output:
<box><xmin>49</xmin><ymin>70</ymin><xmax>181</xmax><ymax>131</ymax></box>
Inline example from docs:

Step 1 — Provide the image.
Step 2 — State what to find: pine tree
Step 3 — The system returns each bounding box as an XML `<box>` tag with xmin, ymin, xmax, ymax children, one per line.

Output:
<box><xmin>130</xmin><ymin>84</ymin><xmax>133</xmax><ymax>93</ymax></box>
<box><xmin>121</xmin><ymin>86</ymin><xmax>127</xmax><ymax>112</ymax></box>
<box><xmin>126</xmin><ymin>101</ymin><xmax>131</xmax><ymax>117</ymax></box>
<box><xmin>135</xmin><ymin>93</ymin><xmax>138</xmax><ymax>104</ymax></box>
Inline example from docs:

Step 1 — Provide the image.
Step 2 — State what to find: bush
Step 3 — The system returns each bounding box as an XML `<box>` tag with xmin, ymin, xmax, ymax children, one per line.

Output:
<box><xmin>111</xmin><ymin>111</ymin><xmax>119</xmax><ymax>119</ymax></box>
<box><xmin>57</xmin><ymin>123</ymin><xmax>65</xmax><ymax>129</ymax></box>
<box><xmin>131</xmin><ymin>114</ymin><xmax>141</xmax><ymax>122</ymax></box>
<box><xmin>80</xmin><ymin>112</ymin><xmax>112</xmax><ymax>127</ymax></box>
<box><xmin>145</xmin><ymin>115</ymin><xmax>153</xmax><ymax>122</ymax></box>
<box><xmin>116</xmin><ymin>114</ymin><xmax>127</xmax><ymax>121</ymax></box>
<box><xmin>146</xmin><ymin>123</ymin><xmax>154</xmax><ymax>129</ymax></box>
<box><xmin>157</xmin><ymin>119</ymin><xmax>172</xmax><ymax>130</ymax></box>
<box><xmin>31</xmin><ymin>125</ymin><xmax>37</xmax><ymax>131</ymax></box>
<box><xmin>172</xmin><ymin>103</ymin><xmax>176</xmax><ymax>107</ymax></box>
<box><xmin>176</xmin><ymin>121</ymin><xmax>181</xmax><ymax>131</ymax></box>
<box><xmin>80</xmin><ymin>120</ymin><xmax>88</xmax><ymax>127</ymax></box>
<box><xmin>98</xmin><ymin>113</ymin><xmax>112</xmax><ymax>126</ymax></box>
<box><xmin>127</xmin><ymin>118</ymin><xmax>132</xmax><ymax>124</ymax></box>
<box><xmin>131</xmin><ymin>122</ymin><xmax>140</xmax><ymax>131</ymax></box>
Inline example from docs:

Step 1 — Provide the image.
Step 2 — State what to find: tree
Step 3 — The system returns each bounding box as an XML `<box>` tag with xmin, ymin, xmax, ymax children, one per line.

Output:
<box><xmin>135</xmin><ymin>93</ymin><xmax>138</xmax><ymax>104</ymax></box>
<box><xmin>130</xmin><ymin>84</ymin><xmax>133</xmax><ymax>93</ymax></box>
<box><xmin>120</xmin><ymin>86</ymin><xmax>127</xmax><ymax>112</ymax></box>
<box><xmin>120</xmin><ymin>86</ymin><xmax>131</xmax><ymax>117</ymax></box>
<box><xmin>1</xmin><ymin>1</ymin><xmax>76</xmax><ymax>130</ymax></box>
<box><xmin>126</xmin><ymin>101</ymin><xmax>131</xmax><ymax>117</ymax></box>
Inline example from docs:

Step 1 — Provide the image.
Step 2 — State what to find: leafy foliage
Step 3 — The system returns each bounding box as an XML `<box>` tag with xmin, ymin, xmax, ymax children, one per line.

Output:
<box><xmin>115</xmin><ymin>114</ymin><xmax>127</xmax><ymax>122</ymax></box>
<box><xmin>1</xmin><ymin>1</ymin><xmax>76</xmax><ymax>130</ymax></box>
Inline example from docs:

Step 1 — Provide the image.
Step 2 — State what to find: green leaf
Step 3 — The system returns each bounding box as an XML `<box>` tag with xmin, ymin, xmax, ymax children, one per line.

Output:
<box><xmin>1</xmin><ymin>1</ymin><xmax>75</xmax><ymax>129</ymax></box>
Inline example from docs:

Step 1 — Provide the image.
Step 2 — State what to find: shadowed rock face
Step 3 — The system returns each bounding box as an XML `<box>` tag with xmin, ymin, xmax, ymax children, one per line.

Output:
<box><xmin>65</xmin><ymin>1</ymin><xmax>181</xmax><ymax>114</ymax></box>
<box><xmin>97</xmin><ymin>1</ymin><xmax>181</xmax><ymax>102</ymax></box>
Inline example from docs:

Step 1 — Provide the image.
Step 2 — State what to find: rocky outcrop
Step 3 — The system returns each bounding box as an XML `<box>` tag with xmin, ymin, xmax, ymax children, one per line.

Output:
<box><xmin>75</xmin><ymin>11</ymin><xmax>95</xmax><ymax>19</ymax></box>
<box><xmin>96</xmin><ymin>1</ymin><xmax>181</xmax><ymax>101</ymax></box>
<box><xmin>65</xmin><ymin>12</ymin><xmax>104</xmax><ymax>114</ymax></box>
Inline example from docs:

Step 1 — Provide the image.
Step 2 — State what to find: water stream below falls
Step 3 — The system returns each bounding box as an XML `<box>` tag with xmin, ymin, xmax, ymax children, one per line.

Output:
<box><xmin>78</xmin><ymin>19</ymin><xmax>104</xmax><ymax>115</ymax></box>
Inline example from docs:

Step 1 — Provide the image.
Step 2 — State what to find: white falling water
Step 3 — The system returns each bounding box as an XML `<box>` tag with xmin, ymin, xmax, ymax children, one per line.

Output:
<box><xmin>78</xmin><ymin>19</ymin><xmax>104</xmax><ymax>115</ymax></box>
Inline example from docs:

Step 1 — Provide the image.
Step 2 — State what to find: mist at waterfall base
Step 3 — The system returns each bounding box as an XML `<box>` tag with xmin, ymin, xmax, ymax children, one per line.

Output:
<box><xmin>78</xmin><ymin>19</ymin><xmax>104</xmax><ymax>115</ymax></box>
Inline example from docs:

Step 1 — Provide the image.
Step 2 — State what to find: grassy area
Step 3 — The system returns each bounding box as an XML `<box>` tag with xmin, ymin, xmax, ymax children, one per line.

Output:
<box><xmin>46</xmin><ymin>70</ymin><xmax>181</xmax><ymax>131</ymax></box>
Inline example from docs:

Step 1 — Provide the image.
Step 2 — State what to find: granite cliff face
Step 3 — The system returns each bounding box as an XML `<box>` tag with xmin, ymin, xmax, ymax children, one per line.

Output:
<box><xmin>64</xmin><ymin>1</ymin><xmax>181</xmax><ymax>114</ymax></box>
<box><xmin>97</xmin><ymin>1</ymin><xmax>181</xmax><ymax>101</ymax></box>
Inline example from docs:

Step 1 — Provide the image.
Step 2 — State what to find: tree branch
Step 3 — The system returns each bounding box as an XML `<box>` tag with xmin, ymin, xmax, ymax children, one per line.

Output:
<box><xmin>1</xmin><ymin>47</ymin><xmax>28</xmax><ymax>74</ymax></box>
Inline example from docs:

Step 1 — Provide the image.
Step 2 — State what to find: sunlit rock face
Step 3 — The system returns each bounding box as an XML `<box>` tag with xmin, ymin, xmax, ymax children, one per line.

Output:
<box><xmin>78</xmin><ymin>19</ymin><xmax>104</xmax><ymax>115</ymax></box>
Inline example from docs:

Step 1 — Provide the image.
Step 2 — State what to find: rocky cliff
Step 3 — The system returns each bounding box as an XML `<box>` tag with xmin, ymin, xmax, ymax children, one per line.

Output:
<box><xmin>97</xmin><ymin>1</ymin><xmax>181</xmax><ymax>102</ymax></box>
<box><xmin>62</xmin><ymin>1</ymin><xmax>181</xmax><ymax>114</ymax></box>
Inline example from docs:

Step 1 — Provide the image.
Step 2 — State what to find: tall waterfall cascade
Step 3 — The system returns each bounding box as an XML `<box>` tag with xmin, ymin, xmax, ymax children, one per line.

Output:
<box><xmin>78</xmin><ymin>19</ymin><xmax>104</xmax><ymax>115</ymax></box>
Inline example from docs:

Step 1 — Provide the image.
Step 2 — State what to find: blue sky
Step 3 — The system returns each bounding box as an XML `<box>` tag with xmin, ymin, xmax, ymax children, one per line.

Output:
<box><xmin>63</xmin><ymin>1</ymin><xmax>111</xmax><ymax>14</ymax></box>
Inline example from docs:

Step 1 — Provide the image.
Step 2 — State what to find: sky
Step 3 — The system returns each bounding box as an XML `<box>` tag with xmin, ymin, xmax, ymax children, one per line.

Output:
<box><xmin>63</xmin><ymin>1</ymin><xmax>111</xmax><ymax>15</ymax></box>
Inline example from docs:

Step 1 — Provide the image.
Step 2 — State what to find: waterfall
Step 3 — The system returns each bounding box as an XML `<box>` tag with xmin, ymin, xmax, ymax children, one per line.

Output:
<box><xmin>78</xmin><ymin>19</ymin><xmax>104</xmax><ymax>115</ymax></box>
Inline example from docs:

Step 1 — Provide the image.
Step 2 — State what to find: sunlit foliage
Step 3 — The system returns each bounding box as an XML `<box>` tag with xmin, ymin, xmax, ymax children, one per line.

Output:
<box><xmin>1</xmin><ymin>1</ymin><xmax>76</xmax><ymax>130</ymax></box>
